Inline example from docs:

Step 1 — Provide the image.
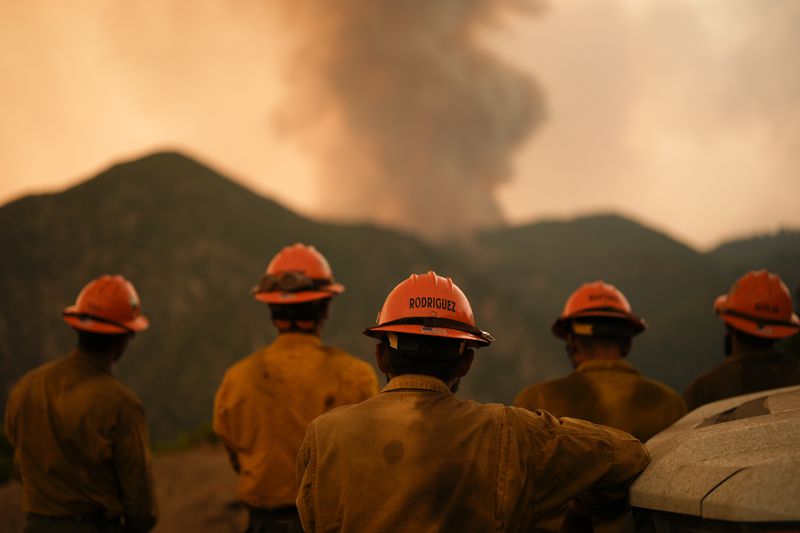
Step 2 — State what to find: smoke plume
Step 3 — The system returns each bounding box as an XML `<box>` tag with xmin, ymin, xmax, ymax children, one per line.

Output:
<box><xmin>274</xmin><ymin>0</ymin><xmax>546</xmax><ymax>239</ymax></box>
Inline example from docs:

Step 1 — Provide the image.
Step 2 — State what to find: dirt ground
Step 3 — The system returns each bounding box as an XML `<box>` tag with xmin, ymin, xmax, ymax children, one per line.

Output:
<box><xmin>0</xmin><ymin>445</ymin><xmax>247</xmax><ymax>533</ymax></box>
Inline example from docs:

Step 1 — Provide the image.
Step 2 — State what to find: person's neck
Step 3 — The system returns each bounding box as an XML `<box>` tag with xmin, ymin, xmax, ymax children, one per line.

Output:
<box><xmin>731</xmin><ymin>340</ymin><xmax>773</xmax><ymax>358</ymax></box>
<box><xmin>77</xmin><ymin>349</ymin><xmax>115</xmax><ymax>373</ymax></box>
<box><xmin>277</xmin><ymin>328</ymin><xmax>321</xmax><ymax>337</ymax></box>
<box><xmin>572</xmin><ymin>350</ymin><xmax>623</xmax><ymax>368</ymax></box>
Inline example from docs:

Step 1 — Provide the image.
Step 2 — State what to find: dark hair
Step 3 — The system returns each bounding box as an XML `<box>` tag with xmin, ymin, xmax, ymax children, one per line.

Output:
<box><xmin>76</xmin><ymin>330</ymin><xmax>131</xmax><ymax>353</ymax></box>
<box><xmin>573</xmin><ymin>317</ymin><xmax>637</xmax><ymax>339</ymax></box>
<box><xmin>269</xmin><ymin>298</ymin><xmax>331</xmax><ymax>324</ymax></box>
<box><xmin>380</xmin><ymin>335</ymin><xmax>465</xmax><ymax>382</ymax></box>
<box><xmin>571</xmin><ymin>318</ymin><xmax>635</xmax><ymax>356</ymax></box>
<box><xmin>576</xmin><ymin>336</ymin><xmax>630</xmax><ymax>357</ymax></box>
<box><xmin>731</xmin><ymin>327</ymin><xmax>777</xmax><ymax>350</ymax></box>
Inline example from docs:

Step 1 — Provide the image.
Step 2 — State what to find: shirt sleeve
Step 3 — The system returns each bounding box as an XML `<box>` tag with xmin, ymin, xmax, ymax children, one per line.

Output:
<box><xmin>212</xmin><ymin>375</ymin><xmax>239</xmax><ymax>472</ymax></box>
<box><xmin>683</xmin><ymin>375</ymin><xmax>711</xmax><ymax>411</ymax></box>
<box><xmin>112</xmin><ymin>398</ymin><xmax>157</xmax><ymax>532</ymax></box>
<box><xmin>296</xmin><ymin>424</ymin><xmax>317</xmax><ymax>533</ymax></box>
<box><xmin>514</xmin><ymin>408</ymin><xmax>649</xmax><ymax>521</ymax></box>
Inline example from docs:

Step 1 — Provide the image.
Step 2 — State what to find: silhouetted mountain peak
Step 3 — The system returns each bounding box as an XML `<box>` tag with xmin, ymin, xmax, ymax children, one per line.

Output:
<box><xmin>65</xmin><ymin>151</ymin><xmax>289</xmax><ymax>214</ymax></box>
<box><xmin>491</xmin><ymin>212</ymin><xmax>693</xmax><ymax>250</ymax></box>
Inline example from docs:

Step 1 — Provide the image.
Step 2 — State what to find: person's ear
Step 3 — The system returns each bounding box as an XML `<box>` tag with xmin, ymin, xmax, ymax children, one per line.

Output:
<box><xmin>375</xmin><ymin>343</ymin><xmax>391</xmax><ymax>374</ymax></box>
<box><xmin>456</xmin><ymin>349</ymin><xmax>475</xmax><ymax>377</ymax></box>
<box><xmin>565</xmin><ymin>334</ymin><xmax>582</xmax><ymax>368</ymax></box>
<box><xmin>724</xmin><ymin>330</ymin><xmax>733</xmax><ymax>357</ymax></box>
<box><xmin>273</xmin><ymin>318</ymin><xmax>292</xmax><ymax>332</ymax></box>
<box><xmin>112</xmin><ymin>335</ymin><xmax>131</xmax><ymax>363</ymax></box>
<box><xmin>620</xmin><ymin>338</ymin><xmax>632</xmax><ymax>358</ymax></box>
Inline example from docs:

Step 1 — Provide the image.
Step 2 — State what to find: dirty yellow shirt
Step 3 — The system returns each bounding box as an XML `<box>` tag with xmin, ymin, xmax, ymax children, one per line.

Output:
<box><xmin>213</xmin><ymin>332</ymin><xmax>379</xmax><ymax>510</ymax></box>
<box><xmin>514</xmin><ymin>359</ymin><xmax>686</xmax><ymax>443</ymax></box>
<box><xmin>3</xmin><ymin>350</ymin><xmax>157</xmax><ymax>528</ymax></box>
<box><xmin>683</xmin><ymin>347</ymin><xmax>800</xmax><ymax>411</ymax></box>
<box><xmin>296</xmin><ymin>374</ymin><xmax>650</xmax><ymax>533</ymax></box>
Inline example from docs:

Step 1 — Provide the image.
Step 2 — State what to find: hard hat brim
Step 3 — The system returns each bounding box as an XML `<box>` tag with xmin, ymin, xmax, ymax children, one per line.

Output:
<box><xmin>713</xmin><ymin>294</ymin><xmax>728</xmax><ymax>314</ymax></box>
<box><xmin>253</xmin><ymin>283</ymin><xmax>344</xmax><ymax>304</ymax></box>
<box><xmin>718</xmin><ymin>311</ymin><xmax>800</xmax><ymax>339</ymax></box>
<box><xmin>551</xmin><ymin>311</ymin><xmax>646</xmax><ymax>339</ymax></box>
<box><xmin>363</xmin><ymin>323</ymin><xmax>490</xmax><ymax>346</ymax></box>
<box><xmin>62</xmin><ymin>306</ymin><xmax>149</xmax><ymax>334</ymax></box>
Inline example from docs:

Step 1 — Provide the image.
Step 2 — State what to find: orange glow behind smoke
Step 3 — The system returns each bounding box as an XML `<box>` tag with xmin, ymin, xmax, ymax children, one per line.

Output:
<box><xmin>0</xmin><ymin>1</ymin><xmax>318</xmax><ymax>214</ymax></box>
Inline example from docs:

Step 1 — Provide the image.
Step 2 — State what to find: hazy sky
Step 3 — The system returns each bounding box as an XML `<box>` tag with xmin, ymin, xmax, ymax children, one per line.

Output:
<box><xmin>1</xmin><ymin>0</ymin><xmax>798</xmax><ymax>249</ymax></box>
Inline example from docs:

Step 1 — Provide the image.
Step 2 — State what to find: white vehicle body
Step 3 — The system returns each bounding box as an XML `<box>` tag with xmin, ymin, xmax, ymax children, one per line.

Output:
<box><xmin>630</xmin><ymin>384</ymin><xmax>800</xmax><ymax>531</ymax></box>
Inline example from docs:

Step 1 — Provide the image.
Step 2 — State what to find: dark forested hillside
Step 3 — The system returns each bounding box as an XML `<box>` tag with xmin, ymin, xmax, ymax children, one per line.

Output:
<box><xmin>1</xmin><ymin>151</ymin><xmax>798</xmax><ymax>441</ymax></box>
<box><xmin>709</xmin><ymin>231</ymin><xmax>800</xmax><ymax>290</ymax></box>
<box><xmin>0</xmin><ymin>152</ymin><xmax>538</xmax><ymax>440</ymax></box>
<box><xmin>471</xmin><ymin>216</ymin><xmax>728</xmax><ymax>388</ymax></box>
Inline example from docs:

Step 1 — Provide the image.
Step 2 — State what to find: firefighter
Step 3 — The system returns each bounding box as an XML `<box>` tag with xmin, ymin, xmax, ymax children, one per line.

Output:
<box><xmin>515</xmin><ymin>281</ymin><xmax>686</xmax><ymax>442</ymax></box>
<box><xmin>296</xmin><ymin>272</ymin><xmax>650</xmax><ymax>533</ymax></box>
<box><xmin>214</xmin><ymin>243</ymin><xmax>378</xmax><ymax>533</ymax></box>
<box><xmin>513</xmin><ymin>282</ymin><xmax>685</xmax><ymax>532</ymax></box>
<box><xmin>4</xmin><ymin>275</ymin><xmax>157</xmax><ymax>533</ymax></box>
<box><xmin>683</xmin><ymin>269</ymin><xmax>800</xmax><ymax>410</ymax></box>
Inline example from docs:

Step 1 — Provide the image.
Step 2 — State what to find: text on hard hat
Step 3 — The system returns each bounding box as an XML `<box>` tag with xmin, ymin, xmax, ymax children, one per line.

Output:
<box><xmin>409</xmin><ymin>297</ymin><xmax>456</xmax><ymax>312</ymax></box>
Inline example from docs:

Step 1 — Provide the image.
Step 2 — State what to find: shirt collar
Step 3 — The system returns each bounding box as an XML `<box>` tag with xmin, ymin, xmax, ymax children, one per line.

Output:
<box><xmin>382</xmin><ymin>374</ymin><xmax>453</xmax><ymax>395</ymax></box>
<box><xmin>575</xmin><ymin>358</ymin><xmax>640</xmax><ymax>375</ymax></box>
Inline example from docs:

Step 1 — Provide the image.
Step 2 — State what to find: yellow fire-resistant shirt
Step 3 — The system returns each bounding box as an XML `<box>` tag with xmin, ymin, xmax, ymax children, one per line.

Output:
<box><xmin>296</xmin><ymin>374</ymin><xmax>650</xmax><ymax>533</ymax></box>
<box><xmin>512</xmin><ymin>359</ymin><xmax>682</xmax><ymax>532</ymax></box>
<box><xmin>3</xmin><ymin>350</ymin><xmax>157</xmax><ymax>528</ymax></box>
<box><xmin>213</xmin><ymin>332</ymin><xmax>379</xmax><ymax>510</ymax></box>
<box><xmin>514</xmin><ymin>359</ymin><xmax>687</xmax><ymax>443</ymax></box>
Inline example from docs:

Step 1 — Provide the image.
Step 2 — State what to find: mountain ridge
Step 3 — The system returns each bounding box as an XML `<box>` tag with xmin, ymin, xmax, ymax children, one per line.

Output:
<box><xmin>2</xmin><ymin>151</ymin><xmax>798</xmax><ymax>443</ymax></box>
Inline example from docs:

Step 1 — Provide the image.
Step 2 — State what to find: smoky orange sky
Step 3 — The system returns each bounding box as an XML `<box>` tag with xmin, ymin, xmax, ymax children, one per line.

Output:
<box><xmin>1</xmin><ymin>0</ymin><xmax>798</xmax><ymax>248</ymax></box>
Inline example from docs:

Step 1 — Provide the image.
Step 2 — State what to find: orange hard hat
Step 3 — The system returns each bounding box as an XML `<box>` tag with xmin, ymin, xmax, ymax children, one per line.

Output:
<box><xmin>363</xmin><ymin>271</ymin><xmax>494</xmax><ymax>347</ymax></box>
<box><xmin>63</xmin><ymin>275</ymin><xmax>149</xmax><ymax>334</ymax></box>
<box><xmin>714</xmin><ymin>269</ymin><xmax>800</xmax><ymax>339</ymax></box>
<box><xmin>253</xmin><ymin>243</ymin><xmax>344</xmax><ymax>304</ymax></box>
<box><xmin>552</xmin><ymin>281</ymin><xmax>646</xmax><ymax>339</ymax></box>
